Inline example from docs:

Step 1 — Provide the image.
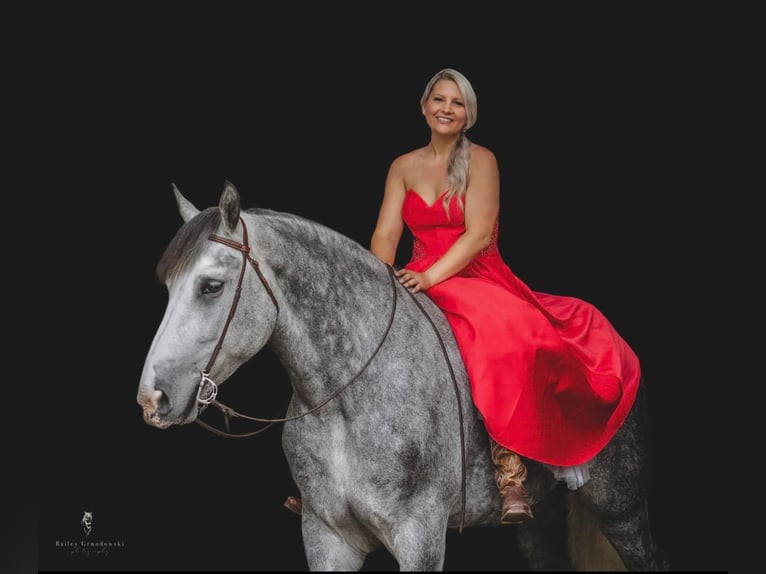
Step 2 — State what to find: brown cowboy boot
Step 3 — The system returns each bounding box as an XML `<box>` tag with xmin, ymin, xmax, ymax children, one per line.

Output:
<box><xmin>491</xmin><ymin>440</ymin><xmax>533</xmax><ymax>524</ymax></box>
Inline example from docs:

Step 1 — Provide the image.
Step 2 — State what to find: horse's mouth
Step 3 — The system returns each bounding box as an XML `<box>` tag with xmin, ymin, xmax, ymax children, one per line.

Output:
<box><xmin>142</xmin><ymin>401</ymin><xmax>201</xmax><ymax>428</ymax></box>
<box><xmin>143</xmin><ymin>410</ymin><xmax>174</xmax><ymax>429</ymax></box>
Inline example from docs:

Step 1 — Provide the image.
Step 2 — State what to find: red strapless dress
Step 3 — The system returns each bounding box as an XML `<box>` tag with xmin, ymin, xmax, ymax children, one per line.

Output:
<box><xmin>402</xmin><ymin>189</ymin><xmax>641</xmax><ymax>466</ymax></box>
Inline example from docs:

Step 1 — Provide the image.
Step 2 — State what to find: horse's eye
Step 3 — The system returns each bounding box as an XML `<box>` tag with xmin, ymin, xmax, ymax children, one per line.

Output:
<box><xmin>201</xmin><ymin>280</ymin><xmax>223</xmax><ymax>295</ymax></box>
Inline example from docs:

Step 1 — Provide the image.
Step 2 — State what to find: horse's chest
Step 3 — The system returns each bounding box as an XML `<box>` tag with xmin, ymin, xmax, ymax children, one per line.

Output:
<box><xmin>284</xmin><ymin>423</ymin><xmax>357</xmax><ymax>485</ymax></box>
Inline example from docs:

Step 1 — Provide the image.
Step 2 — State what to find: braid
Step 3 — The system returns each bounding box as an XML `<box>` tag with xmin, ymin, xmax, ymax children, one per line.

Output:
<box><xmin>442</xmin><ymin>132</ymin><xmax>471</xmax><ymax>217</ymax></box>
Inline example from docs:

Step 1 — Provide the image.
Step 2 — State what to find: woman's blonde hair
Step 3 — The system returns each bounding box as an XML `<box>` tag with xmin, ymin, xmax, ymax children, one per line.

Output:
<box><xmin>420</xmin><ymin>68</ymin><xmax>478</xmax><ymax>214</ymax></box>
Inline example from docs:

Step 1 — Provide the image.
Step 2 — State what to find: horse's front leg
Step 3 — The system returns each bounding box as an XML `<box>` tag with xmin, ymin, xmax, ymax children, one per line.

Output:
<box><xmin>386</xmin><ymin>508</ymin><xmax>449</xmax><ymax>570</ymax></box>
<box><xmin>300</xmin><ymin>509</ymin><xmax>374</xmax><ymax>571</ymax></box>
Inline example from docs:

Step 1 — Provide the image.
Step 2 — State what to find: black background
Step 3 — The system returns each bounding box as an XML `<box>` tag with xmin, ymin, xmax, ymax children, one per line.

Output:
<box><xmin>27</xmin><ymin>3</ymin><xmax>725</xmax><ymax>573</ymax></box>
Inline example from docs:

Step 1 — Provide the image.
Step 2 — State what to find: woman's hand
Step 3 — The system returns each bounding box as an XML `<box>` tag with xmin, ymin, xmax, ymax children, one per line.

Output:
<box><xmin>396</xmin><ymin>269</ymin><xmax>432</xmax><ymax>294</ymax></box>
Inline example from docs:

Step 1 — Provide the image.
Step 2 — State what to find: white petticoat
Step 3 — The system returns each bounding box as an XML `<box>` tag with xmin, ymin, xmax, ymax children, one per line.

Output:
<box><xmin>545</xmin><ymin>460</ymin><xmax>593</xmax><ymax>490</ymax></box>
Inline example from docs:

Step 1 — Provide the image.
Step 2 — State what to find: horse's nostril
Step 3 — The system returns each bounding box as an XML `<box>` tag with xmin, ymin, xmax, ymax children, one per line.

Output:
<box><xmin>152</xmin><ymin>385</ymin><xmax>173</xmax><ymax>416</ymax></box>
<box><xmin>138</xmin><ymin>388</ymin><xmax>167</xmax><ymax>415</ymax></box>
<box><xmin>151</xmin><ymin>389</ymin><xmax>166</xmax><ymax>412</ymax></box>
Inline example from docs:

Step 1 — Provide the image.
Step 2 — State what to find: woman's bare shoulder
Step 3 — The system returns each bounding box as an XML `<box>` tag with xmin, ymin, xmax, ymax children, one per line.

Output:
<box><xmin>469</xmin><ymin>142</ymin><xmax>498</xmax><ymax>163</ymax></box>
<box><xmin>469</xmin><ymin>143</ymin><xmax>499</xmax><ymax>174</ymax></box>
<box><xmin>393</xmin><ymin>146</ymin><xmax>429</xmax><ymax>163</ymax></box>
<box><xmin>389</xmin><ymin>146</ymin><xmax>428</xmax><ymax>172</ymax></box>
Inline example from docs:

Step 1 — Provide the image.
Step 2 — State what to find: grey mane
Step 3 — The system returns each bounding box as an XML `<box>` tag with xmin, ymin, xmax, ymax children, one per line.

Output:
<box><xmin>157</xmin><ymin>206</ymin><xmax>379</xmax><ymax>285</ymax></box>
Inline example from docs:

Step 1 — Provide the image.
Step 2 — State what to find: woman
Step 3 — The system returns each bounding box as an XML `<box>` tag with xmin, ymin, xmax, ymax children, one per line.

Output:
<box><xmin>369</xmin><ymin>68</ymin><xmax>642</xmax><ymax>524</ymax></box>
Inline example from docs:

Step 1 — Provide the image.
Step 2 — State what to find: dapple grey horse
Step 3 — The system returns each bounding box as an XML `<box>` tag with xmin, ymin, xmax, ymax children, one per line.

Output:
<box><xmin>137</xmin><ymin>181</ymin><xmax>667</xmax><ymax>570</ymax></box>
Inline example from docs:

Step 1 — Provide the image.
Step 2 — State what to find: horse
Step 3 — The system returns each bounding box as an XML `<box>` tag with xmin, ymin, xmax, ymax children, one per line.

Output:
<box><xmin>137</xmin><ymin>181</ymin><xmax>668</xmax><ymax>571</ymax></box>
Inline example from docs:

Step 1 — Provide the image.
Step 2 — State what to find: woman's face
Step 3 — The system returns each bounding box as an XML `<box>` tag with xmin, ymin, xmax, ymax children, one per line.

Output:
<box><xmin>422</xmin><ymin>79</ymin><xmax>467</xmax><ymax>136</ymax></box>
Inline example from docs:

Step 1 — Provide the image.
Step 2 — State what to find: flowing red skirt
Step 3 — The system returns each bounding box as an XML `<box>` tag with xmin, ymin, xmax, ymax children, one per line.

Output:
<box><xmin>403</xmin><ymin>190</ymin><xmax>641</xmax><ymax>466</ymax></box>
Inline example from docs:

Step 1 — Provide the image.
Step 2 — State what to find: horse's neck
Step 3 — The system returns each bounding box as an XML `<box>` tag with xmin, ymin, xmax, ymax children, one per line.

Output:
<box><xmin>249</xmin><ymin>211</ymin><xmax>390</xmax><ymax>400</ymax></box>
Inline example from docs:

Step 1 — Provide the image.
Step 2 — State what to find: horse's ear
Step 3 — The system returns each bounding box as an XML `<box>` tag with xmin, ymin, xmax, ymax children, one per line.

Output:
<box><xmin>219</xmin><ymin>180</ymin><xmax>241</xmax><ymax>233</ymax></box>
<box><xmin>173</xmin><ymin>183</ymin><xmax>200</xmax><ymax>223</ymax></box>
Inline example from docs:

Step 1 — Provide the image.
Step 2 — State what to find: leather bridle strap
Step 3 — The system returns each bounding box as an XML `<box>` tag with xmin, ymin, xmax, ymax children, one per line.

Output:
<box><xmin>195</xmin><ymin>217</ymin><xmax>279</xmax><ymax>407</ymax></box>
<box><xmin>402</xmin><ymin>285</ymin><xmax>468</xmax><ymax>532</ymax></box>
<box><xmin>198</xmin><ymin>264</ymin><xmax>400</xmax><ymax>435</ymax></box>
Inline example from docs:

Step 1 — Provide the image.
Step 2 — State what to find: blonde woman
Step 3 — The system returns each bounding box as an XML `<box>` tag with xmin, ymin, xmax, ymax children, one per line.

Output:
<box><xmin>369</xmin><ymin>68</ymin><xmax>642</xmax><ymax>524</ymax></box>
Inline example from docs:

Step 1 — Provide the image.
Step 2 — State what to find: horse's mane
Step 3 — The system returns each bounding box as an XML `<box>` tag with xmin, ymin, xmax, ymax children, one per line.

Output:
<box><xmin>249</xmin><ymin>208</ymin><xmax>373</xmax><ymax>262</ymax></box>
<box><xmin>156</xmin><ymin>206</ymin><xmax>375</xmax><ymax>284</ymax></box>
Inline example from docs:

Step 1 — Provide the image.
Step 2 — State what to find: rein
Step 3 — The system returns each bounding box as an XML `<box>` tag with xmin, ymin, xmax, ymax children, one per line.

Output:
<box><xmin>194</xmin><ymin>216</ymin><xmax>468</xmax><ymax>531</ymax></box>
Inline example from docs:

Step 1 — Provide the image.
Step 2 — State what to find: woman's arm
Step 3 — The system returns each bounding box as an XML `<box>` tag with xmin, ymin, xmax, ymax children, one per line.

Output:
<box><xmin>370</xmin><ymin>156</ymin><xmax>408</xmax><ymax>265</ymax></box>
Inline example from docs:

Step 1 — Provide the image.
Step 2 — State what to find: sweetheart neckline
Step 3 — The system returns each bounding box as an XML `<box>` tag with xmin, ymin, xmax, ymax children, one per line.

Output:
<box><xmin>406</xmin><ymin>189</ymin><xmax>449</xmax><ymax>208</ymax></box>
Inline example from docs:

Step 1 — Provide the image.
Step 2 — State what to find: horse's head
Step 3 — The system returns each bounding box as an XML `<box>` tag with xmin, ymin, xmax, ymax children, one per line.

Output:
<box><xmin>137</xmin><ymin>181</ymin><xmax>279</xmax><ymax>428</ymax></box>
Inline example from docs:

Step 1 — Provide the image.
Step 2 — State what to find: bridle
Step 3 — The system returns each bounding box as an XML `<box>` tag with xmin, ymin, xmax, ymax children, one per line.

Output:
<box><xmin>194</xmin><ymin>216</ymin><xmax>279</xmax><ymax>415</ymax></box>
<box><xmin>193</xmin><ymin>215</ymin><xmax>468</xmax><ymax>531</ymax></box>
<box><xmin>195</xmin><ymin>216</ymin><xmax>400</xmax><ymax>437</ymax></box>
